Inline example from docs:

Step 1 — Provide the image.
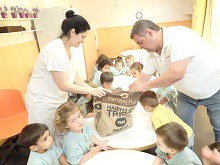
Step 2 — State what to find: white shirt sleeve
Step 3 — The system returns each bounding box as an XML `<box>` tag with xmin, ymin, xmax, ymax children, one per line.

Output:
<box><xmin>43</xmin><ymin>48</ymin><xmax>67</xmax><ymax>72</ymax></box>
<box><xmin>169</xmin><ymin>27</ymin><xmax>199</xmax><ymax>63</ymax></box>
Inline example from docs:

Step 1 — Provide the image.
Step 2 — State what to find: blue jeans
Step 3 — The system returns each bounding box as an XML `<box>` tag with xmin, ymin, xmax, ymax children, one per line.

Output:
<box><xmin>177</xmin><ymin>89</ymin><xmax>220</xmax><ymax>141</ymax></box>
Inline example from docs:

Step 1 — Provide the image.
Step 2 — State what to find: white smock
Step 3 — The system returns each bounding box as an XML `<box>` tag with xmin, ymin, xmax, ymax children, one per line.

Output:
<box><xmin>25</xmin><ymin>38</ymin><xmax>77</xmax><ymax>140</ymax></box>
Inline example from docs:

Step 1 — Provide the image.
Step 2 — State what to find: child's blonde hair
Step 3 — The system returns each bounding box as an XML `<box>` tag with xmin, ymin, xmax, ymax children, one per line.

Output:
<box><xmin>54</xmin><ymin>101</ymin><xmax>82</xmax><ymax>133</ymax></box>
<box><xmin>125</xmin><ymin>55</ymin><xmax>134</xmax><ymax>62</ymax></box>
<box><xmin>130</xmin><ymin>62</ymin><xmax>143</xmax><ymax>72</ymax></box>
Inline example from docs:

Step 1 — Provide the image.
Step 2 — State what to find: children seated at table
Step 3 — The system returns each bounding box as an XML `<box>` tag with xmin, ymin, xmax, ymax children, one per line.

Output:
<box><xmin>131</xmin><ymin>62</ymin><xmax>177</xmax><ymax>112</ymax></box>
<box><xmin>91</xmin><ymin>54</ymin><xmax>109</xmax><ymax>80</ymax></box>
<box><xmin>92</xmin><ymin>58</ymin><xmax>111</xmax><ymax>87</ymax></box>
<box><xmin>139</xmin><ymin>90</ymin><xmax>194</xmax><ymax>148</ymax></box>
<box><xmin>19</xmin><ymin>123</ymin><xmax>68</xmax><ymax>165</ymax></box>
<box><xmin>54</xmin><ymin>101</ymin><xmax>111</xmax><ymax>165</ymax></box>
<box><xmin>153</xmin><ymin>122</ymin><xmax>201</xmax><ymax>165</ymax></box>
<box><xmin>110</xmin><ymin>56</ymin><xmax>127</xmax><ymax>76</ymax></box>
<box><xmin>202</xmin><ymin>141</ymin><xmax>220</xmax><ymax>165</ymax></box>
<box><xmin>100</xmin><ymin>72</ymin><xmax>114</xmax><ymax>90</ymax></box>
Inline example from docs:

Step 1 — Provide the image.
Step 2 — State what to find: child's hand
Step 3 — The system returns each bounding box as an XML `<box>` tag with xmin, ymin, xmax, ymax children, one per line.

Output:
<box><xmin>100</xmin><ymin>140</ymin><xmax>111</xmax><ymax>151</ymax></box>
<box><xmin>90</xmin><ymin>145</ymin><xmax>102</xmax><ymax>155</ymax></box>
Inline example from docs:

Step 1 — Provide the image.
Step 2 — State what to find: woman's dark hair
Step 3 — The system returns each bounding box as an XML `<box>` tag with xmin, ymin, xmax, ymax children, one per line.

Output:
<box><xmin>60</xmin><ymin>10</ymin><xmax>90</xmax><ymax>38</ymax></box>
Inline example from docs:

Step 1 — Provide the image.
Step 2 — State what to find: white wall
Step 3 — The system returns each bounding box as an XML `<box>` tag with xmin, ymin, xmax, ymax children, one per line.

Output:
<box><xmin>73</xmin><ymin>0</ymin><xmax>193</xmax><ymax>28</ymax></box>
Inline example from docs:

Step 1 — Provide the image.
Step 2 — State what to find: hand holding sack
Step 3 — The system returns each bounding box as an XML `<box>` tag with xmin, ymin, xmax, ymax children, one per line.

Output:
<box><xmin>93</xmin><ymin>88</ymin><xmax>140</xmax><ymax>137</ymax></box>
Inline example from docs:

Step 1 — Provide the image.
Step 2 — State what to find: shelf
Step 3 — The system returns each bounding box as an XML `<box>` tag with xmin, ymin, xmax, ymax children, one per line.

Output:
<box><xmin>0</xmin><ymin>18</ymin><xmax>41</xmax><ymax>21</ymax></box>
<box><xmin>0</xmin><ymin>29</ymin><xmax>44</xmax><ymax>36</ymax></box>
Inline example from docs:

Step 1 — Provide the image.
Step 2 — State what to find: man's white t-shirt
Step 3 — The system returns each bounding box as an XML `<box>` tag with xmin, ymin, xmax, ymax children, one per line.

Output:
<box><xmin>25</xmin><ymin>38</ymin><xmax>77</xmax><ymax>107</ymax></box>
<box><xmin>143</xmin><ymin>26</ymin><xmax>220</xmax><ymax>99</ymax></box>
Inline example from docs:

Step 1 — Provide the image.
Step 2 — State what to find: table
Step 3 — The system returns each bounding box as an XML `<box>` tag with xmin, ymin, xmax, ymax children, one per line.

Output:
<box><xmin>84</xmin><ymin>150</ymin><xmax>155</xmax><ymax>165</ymax></box>
<box><xmin>112</xmin><ymin>75</ymin><xmax>136</xmax><ymax>91</ymax></box>
<box><xmin>85</xmin><ymin>102</ymin><xmax>157</xmax><ymax>150</ymax></box>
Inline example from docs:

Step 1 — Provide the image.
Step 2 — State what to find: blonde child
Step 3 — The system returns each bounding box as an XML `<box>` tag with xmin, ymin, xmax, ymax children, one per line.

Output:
<box><xmin>153</xmin><ymin>122</ymin><xmax>201</xmax><ymax>165</ymax></box>
<box><xmin>139</xmin><ymin>90</ymin><xmax>194</xmax><ymax>148</ymax></box>
<box><xmin>100</xmin><ymin>72</ymin><xmax>114</xmax><ymax>90</ymax></box>
<box><xmin>92</xmin><ymin>58</ymin><xmax>111</xmax><ymax>87</ymax></box>
<box><xmin>125</xmin><ymin>55</ymin><xmax>134</xmax><ymax>68</ymax></box>
<box><xmin>131</xmin><ymin>62</ymin><xmax>177</xmax><ymax>112</ymax></box>
<box><xmin>130</xmin><ymin>62</ymin><xmax>143</xmax><ymax>78</ymax></box>
<box><xmin>124</xmin><ymin>55</ymin><xmax>135</xmax><ymax>75</ymax></box>
<box><xmin>202</xmin><ymin>141</ymin><xmax>220</xmax><ymax>165</ymax></box>
<box><xmin>19</xmin><ymin>123</ymin><xmax>69</xmax><ymax>165</ymax></box>
<box><xmin>110</xmin><ymin>56</ymin><xmax>127</xmax><ymax>76</ymax></box>
<box><xmin>55</xmin><ymin>101</ymin><xmax>111</xmax><ymax>165</ymax></box>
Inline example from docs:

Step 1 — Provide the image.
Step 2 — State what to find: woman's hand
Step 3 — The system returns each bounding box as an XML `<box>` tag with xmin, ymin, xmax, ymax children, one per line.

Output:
<box><xmin>89</xmin><ymin>88</ymin><xmax>111</xmax><ymax>98</ymax></box>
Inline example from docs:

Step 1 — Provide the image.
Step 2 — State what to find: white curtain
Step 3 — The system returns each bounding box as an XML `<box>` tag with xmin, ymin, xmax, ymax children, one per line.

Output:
<box><xmin>203</xmin><ymin>0</ymin><xmax>220</xmax><ymax>55</ymax></box>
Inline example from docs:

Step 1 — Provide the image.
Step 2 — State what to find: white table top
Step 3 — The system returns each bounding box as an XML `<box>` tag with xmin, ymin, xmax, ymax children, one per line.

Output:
<box><xmin>84</xmin><ymin>150</ymin><xmax>155</xmax><ymax>165</ymax></box>
<box><xmin>85</xmin><ymin>102</ymin><xmax>157</xmax><ymax>150</ymax></box>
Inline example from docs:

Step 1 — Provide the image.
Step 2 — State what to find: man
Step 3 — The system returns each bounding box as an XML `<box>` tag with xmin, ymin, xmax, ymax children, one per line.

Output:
<box><xmin>129</xmin><ymin>20</ymin><xmax>220</xmax><ymax>141</ymax></box>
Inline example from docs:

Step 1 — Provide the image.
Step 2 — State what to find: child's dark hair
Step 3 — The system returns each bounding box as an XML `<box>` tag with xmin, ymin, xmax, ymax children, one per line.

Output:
<box><xmin>115</xmin><ymin>56</ymin><xmax>124</xmax><ymax>67</ymax></box>
<box><xmin>97</xmin><ymin>59</ymin><xmax>111</xmax><ymax>71</ymax></box>
<box><xmin>155</xmin><ymin>122</ymin><xmax>189</xmax><ymax>152</ymax></box>
<box><xmin>19</xmin><ymin>123</ymin><xmax>49</xmax><ymax>148</ymax></box>
<box><xmin>100</xmin><ymin>72</ymin><xmax>114</xmax><ymax>84</ymax></box>
<box><xmin>130</xmin><ymin>62</ymin><xmax>143</xmax><ymax>72</ymax></box>
<box><xmin>60</xmin><ymin>10</ymin><xmax>90</xmax><ymax>38</ymax></box>
<box><xmin>139</xmin><ymin>90</ymin><xmax>158</xmax><ymax>107</ymax></box>
<box><xmin>96</xmin><ymin>54</ymin><xmax>109</xmax><ymax>64</ymax></box>
<box><xmin>208</xmin><ymin>141</ymin><xmax>220</xmax><ymax>152</ymax></box>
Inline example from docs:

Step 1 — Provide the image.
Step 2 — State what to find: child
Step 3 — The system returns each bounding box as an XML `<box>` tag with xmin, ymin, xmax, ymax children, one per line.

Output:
<box><xmin>76</xmin><ymin>80</ymin><xmax>97</xmax><ymax>118</ymax></box>
<box><xmin>139</xmin><ymin>90</ymin><xmax>194</xmax><ymax>148</ymax></box>
<box><xmin>91</xmin><ymin>54</ymin><xmax>109</xmax><ymax>80</ymax></box>
<box><xmin>124</xmin><ymin>55</ymin><xmax>135</xmax><ymax>75</ymax></box>
<box><xmin>19</xmin><ymin>123</ymin><xmax>69</xmax><ymax>165</ymax></box>
<box><xmin>100</xmin><ymin>72</ymin><xmax>114</xmax><ymax>90</ymax></box>
<box><xmin>125</xmin><ymin>55</ymin><xmax>135</xmax><ymax>68</ymax></box>
<box><xmin>131</xmin><ymin>62</ymin><xmax>177</xmax><ymax>112</ymax></box>
<box><xmin>110</xmin><ymin>56</ymin><xmax>127</xmax><ymax>76</ymax></box>
<box><xmin>92</xmin><ymin>58</ymin><xmax>111</xmax><ymax>87</ymax></box>
<box><xmin>153</xmin><ymin>122</ymin><xmax>201</xmax><ymax>165</ymax></box>
<box><xmin>130</xmin><ymin>62</ymin><xmax>143</xmax><ymax>78</ymax></box>
<box><xmin>55</xmin><ymin>101</ymin><xmax>111</xmax><ymax>165</ymax></box>
<box><xmin>202</xmin><ymin>141</ymin><xmax>220</xmax><ymax>165</ymax></box>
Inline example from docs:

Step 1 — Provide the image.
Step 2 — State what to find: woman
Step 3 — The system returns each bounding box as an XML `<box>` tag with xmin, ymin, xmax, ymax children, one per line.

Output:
<box><xmin>25</xmin><ymin>10</ymin><xmax>108</xmax><ymax>146</ymax></box>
